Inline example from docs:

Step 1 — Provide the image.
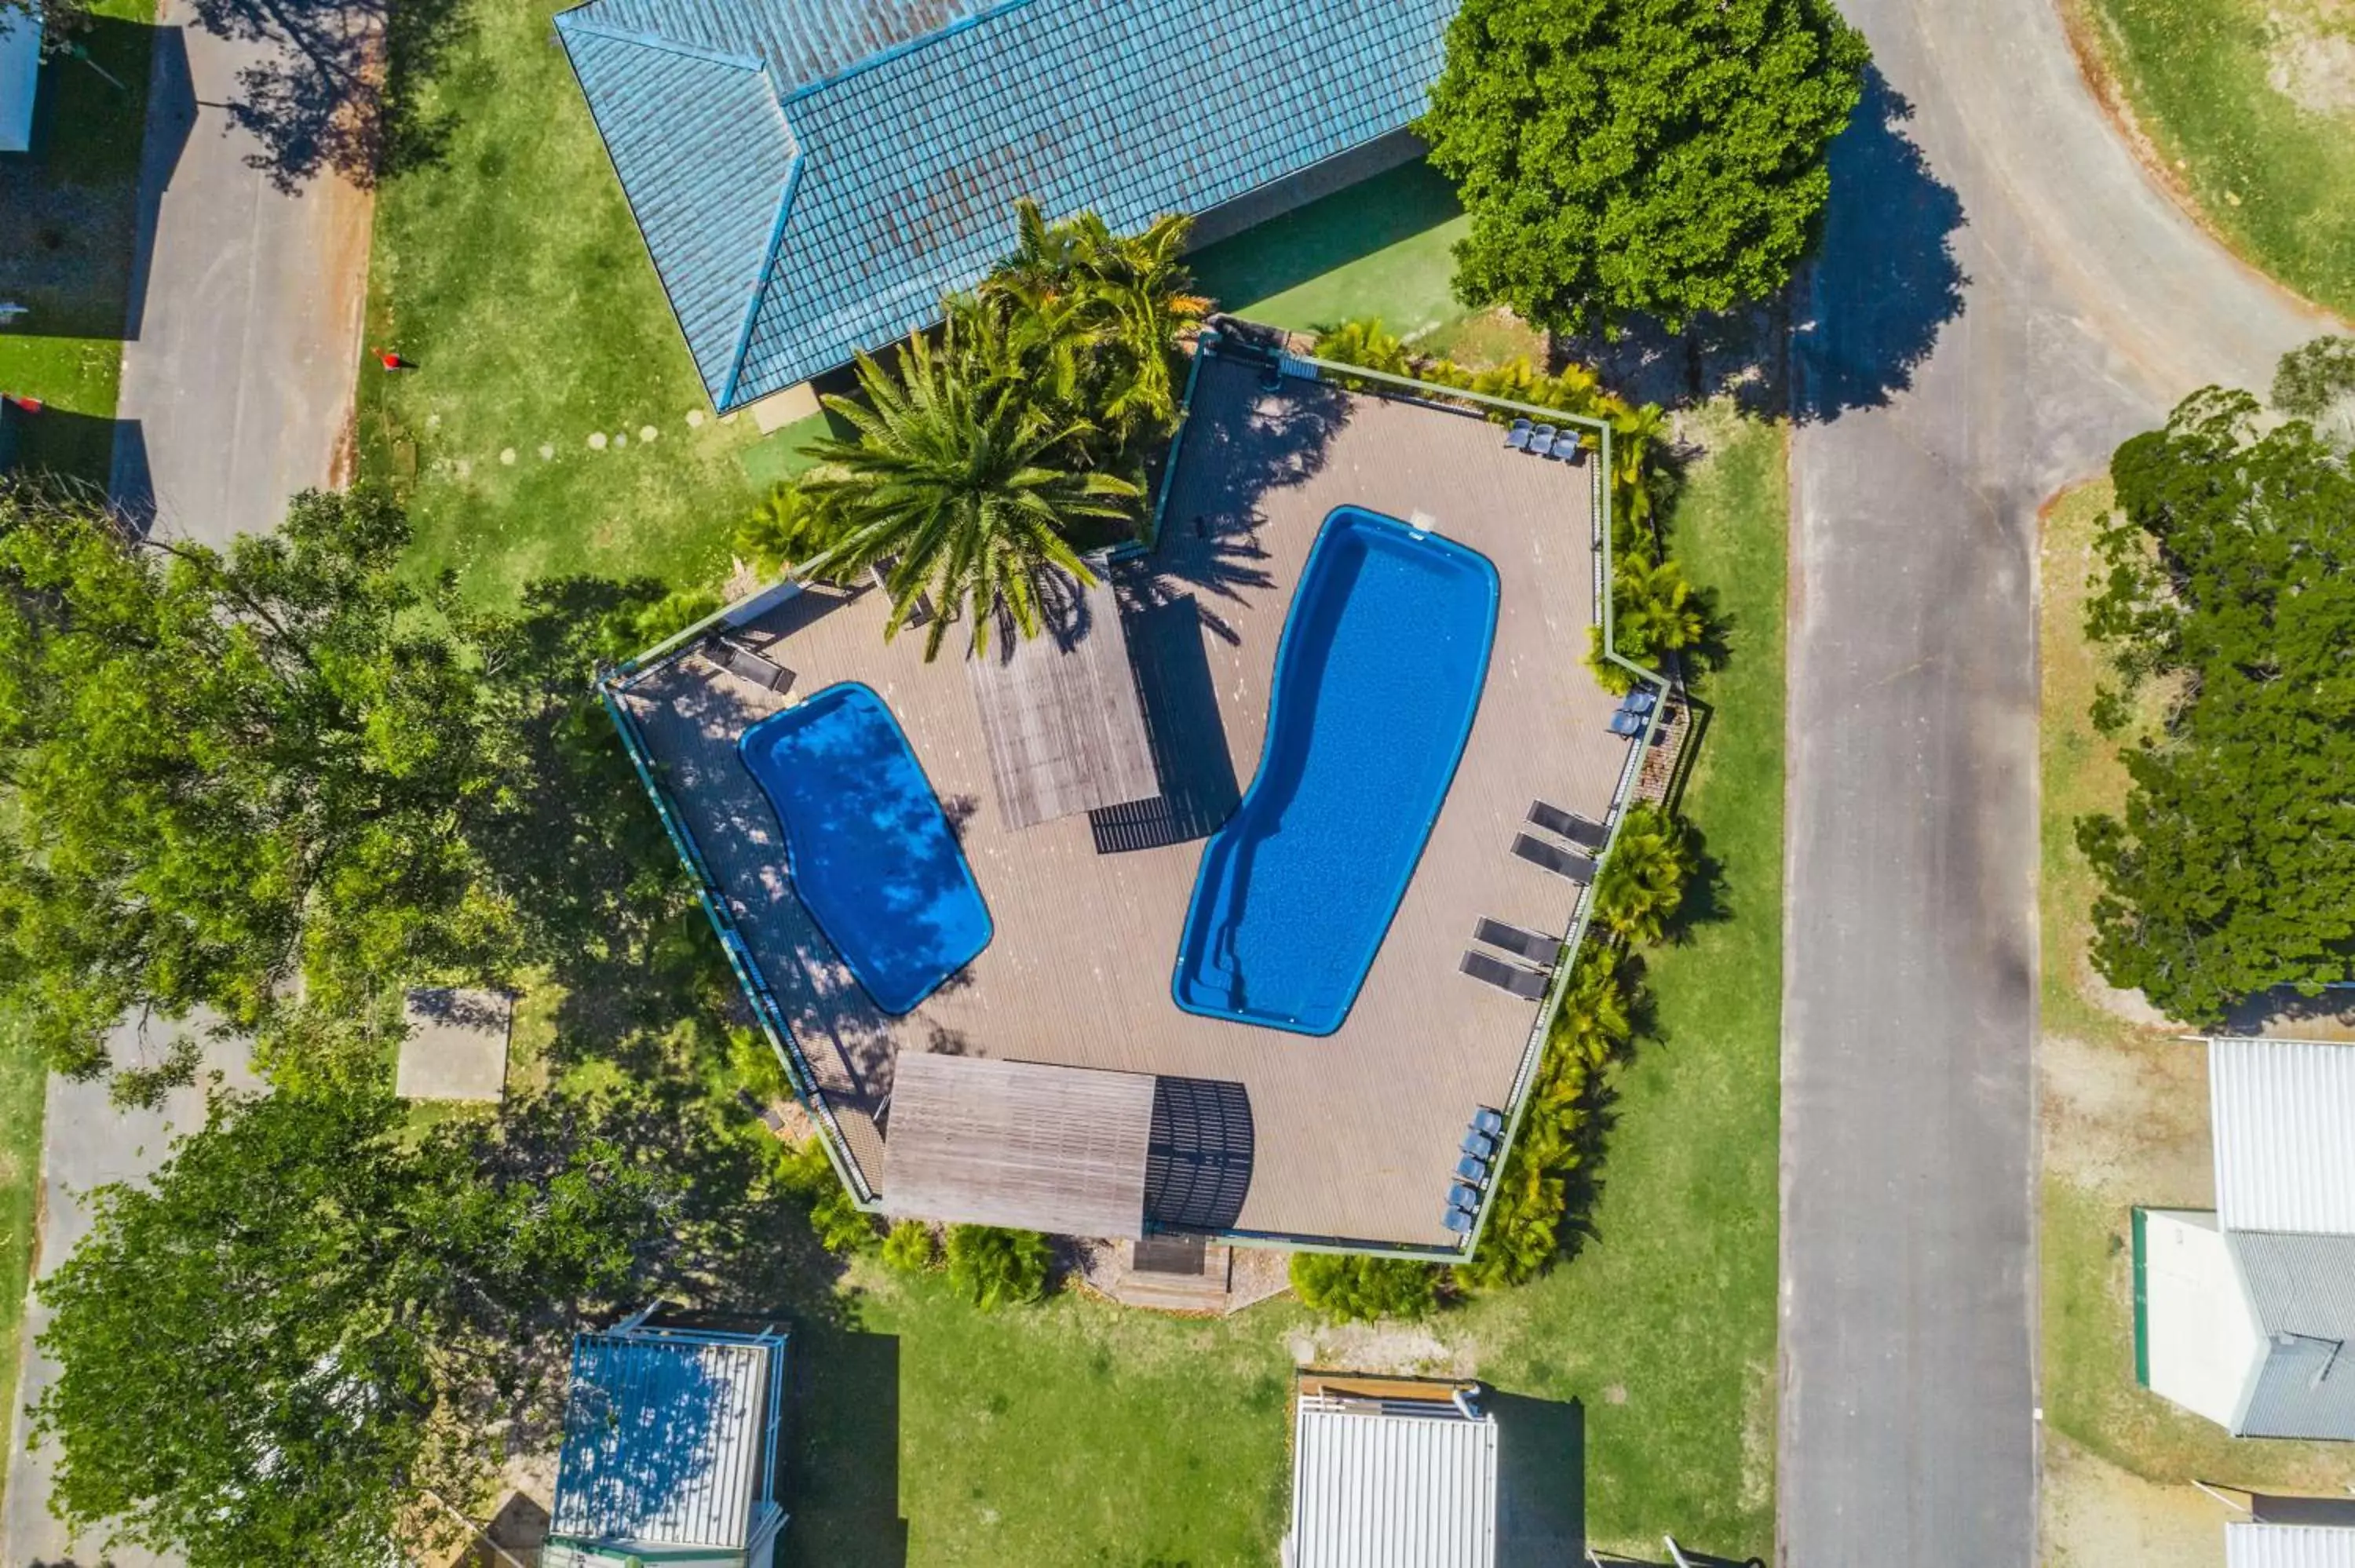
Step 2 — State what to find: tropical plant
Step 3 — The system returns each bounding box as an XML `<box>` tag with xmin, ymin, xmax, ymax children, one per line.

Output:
<box><xmin>796</xmin><ymin>319</ymin><xmax>1142</xmax><ymax>661</ymax></box>
<box><xmin>31</xmin><ymin>1087</ymin><xmax>674</xmax><ymax>1566</ymax></box>
<box><xmin>1289</xmin><ymin>1253</ymin><xmax>1442</xmax><ymax>1323</ymax></box>
<box><xmin>882</xmin><ymin>1220</ymin><xmax>938</xmax><ymax>1274</ymax></box>
<box><xmin>597</xmin><ymin>585</ymin><xmax>723</xmax><ymax>662</ymax></box>
<box><xmin>732</xmin><ymin>480</ymin><xmax>841</xmax><ymax>578</ymax></box>
<box><xmin>1421</xmin><ymin>0</ymin><xmax>1870</xmax><ymax>332</ymax></box>
<box><xmin>1594</xmin><ymin>805</ymin><xmax>1696</xmax><ymax>946</ymax></box>
<box><xmin>1312</xmin><ymin>319</ymin><xmax>1411</xmax><ymax>378</ymax></box>
<box><xmin>943</xmin><ymin>1224</ymin><xmax>1053</xmax><ymax>1309</ymax></box>
<box><xmin>776</xmin><ymin>1140</ymin><xmax>878</xmax><ymax>1256</ymax></box>
<box><xmin>2076</xmin><ymin>387</ymin><xmax>2355</xmax><ymax>1023</ymax></box>
<box><xmin>1614</xmin><ymin>556</ymin><xmax>1708</xmax><ymax>663</ymax></box>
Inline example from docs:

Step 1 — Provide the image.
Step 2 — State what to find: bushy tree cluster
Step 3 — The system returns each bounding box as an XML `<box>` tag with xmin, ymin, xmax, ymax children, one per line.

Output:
<box><xmin>1419</xmin><ymin>0</ymin><xmax>1870</xmax><ymax>333</ymax></box>
<box><xmin>31</xmin><ymin>1088</ymin><xmax>676</xmax><ymax>1567</ymax></box>
<box><xmin>1288</xmin><ymin>1253</ymin><xmax>1443</xmax><ymax>1323</ymax></box>
<box><xmin>944</xmin><ymin>1224</ymin><xmax>1054</xmax><ymax>1309</ymax></box>
<box><xmin>2077</xmin><ymin>388</ymin><xmax>2355</xmax><ymax>1023</ymax></box>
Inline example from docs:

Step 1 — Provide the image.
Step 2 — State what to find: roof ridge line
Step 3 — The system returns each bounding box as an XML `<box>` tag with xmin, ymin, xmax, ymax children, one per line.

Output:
<box><xmin>717</xmin><ymin>104</ymin><xmax>807</xmax><ymax>413</ymax></box>
<box><xmin>778</xmin><ymin>0</ymin><xmax>1042</xmax><ymax>106</ymax></box>
<box><xmin>553</xmin><ymin>13</ymin><xmax>767</xmax><ymax>75</ymax></box>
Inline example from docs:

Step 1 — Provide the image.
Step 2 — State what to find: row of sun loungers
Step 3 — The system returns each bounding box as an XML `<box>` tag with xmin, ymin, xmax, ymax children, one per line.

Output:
<box><xmin>1459</xmin><ymin>798</ymin><xmax>1608</xmax><ymax>1001</ymax></box>
<box><xmin>1444</xmin><ymin>1106</ymin><xmax>1510</xmax><ymax>1234</ymax></box>
<box><xmin>1505</xmin><ymin>418</ymin><xmax>1588</xmax><ymax>463</ymax></box>
<box><xmin>1607</xmin><ymin>685</ymin><xmax>1663</xmax><ymax>738</ymax></box>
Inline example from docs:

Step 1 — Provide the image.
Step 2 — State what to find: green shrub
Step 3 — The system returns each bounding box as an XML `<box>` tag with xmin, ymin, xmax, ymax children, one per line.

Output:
<box><xmin>943</xmin><ymin>1224</ymin><xmax>1053</xmax><ymax>1309</ymax></box>
<box><xmin>1288</xmin><ymin>1253</ymin><xmax>1442</xmax><ymax>1324</ymax></box>
<box><xmin>882</xmin><ymin>1220</ymin><xmax>937</xmax><ymax>1274</ymax></box>
<box><xmin>1594</xmin><ymin>804</ymin><xmax>1695</xmax><ymax>947</ymax></box>
<box><xmin>732</xmin><ymin>480</ymin><xmax>841</xmax><ymax>578</ymax></box>
<box><xmin>1311</xmin><ymin>319</ymin><xmax>1411</xmax><ymax>379</ymax></box>
<box><xmin>776</xmin><ymin>1140</ymin><xmax>879</xmax><ymax>1256</ymax></box>
<box><xmin>599</xmin><ymin>587</ymin><xmax>723</xmax><ymax>663</ymax></box>
<box><xmin>2271</xmin><ymin>334</ymin><xmax>2355</xmax><ymax>421</ymax></box>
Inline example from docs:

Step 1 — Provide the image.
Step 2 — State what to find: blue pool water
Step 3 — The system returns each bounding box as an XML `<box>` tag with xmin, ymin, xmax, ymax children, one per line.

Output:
<box><xmin>1172</xmin><ymin>507</ymin><xmax>1500</xmax><ymax>1035</ymax></box>
<box><xmin>738</xmin><ymin>682</ymin><xmax>992</xmax><ymax>1016</ymax></box>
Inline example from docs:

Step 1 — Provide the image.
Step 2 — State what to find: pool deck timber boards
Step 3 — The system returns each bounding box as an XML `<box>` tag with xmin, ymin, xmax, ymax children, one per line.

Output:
<box><xmin>618</xmin><ymin>356</ymin><xmax>1635</xmax><ymax>1248</ymax></box>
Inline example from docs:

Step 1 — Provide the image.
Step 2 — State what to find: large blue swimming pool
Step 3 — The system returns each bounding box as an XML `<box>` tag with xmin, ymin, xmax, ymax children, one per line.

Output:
<box><xmin>1172</xmin><ymin>507</ymin><xmax>1500</xmax><ymax>1035</ymax></box>
<box><xmin>738</xmin><ymin>682</ymin><xmax>991</xmax><ymax>1016</ymax></box>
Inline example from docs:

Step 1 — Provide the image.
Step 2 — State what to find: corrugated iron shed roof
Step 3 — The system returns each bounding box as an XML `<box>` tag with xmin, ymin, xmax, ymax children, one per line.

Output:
<box><xmin>556</xmin><ymin>0</ymin><xmax>1457</xmax><ymax>408</ymax></box>
<box><xmin>882</xmin><ymin>1052</ymin><xmax>1156</xmax><ymax>1236</ymax></box>
<box><xmin>2210</xmin><ymin>1037</ymin><xmax>2355</xmax><ymax>1234</ymax></box>
<box><xmin>550</xmin><ymin>1327</ymin><xmax>783</xmax><ymax>1551</ymax></box>
<box><xmin>1288</xmin><ymin>1392</ymin><xmax>1498</xmax><ymax>1568</ymax></box>
<box><xmin>2229</xmin><ymin>1524</ymin><xmax>2355</xmax><ymax>1568</ymax></box>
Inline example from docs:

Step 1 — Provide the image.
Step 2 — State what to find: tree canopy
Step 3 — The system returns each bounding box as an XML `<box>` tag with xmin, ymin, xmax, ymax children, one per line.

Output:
<box><xmin>2076</xmin><ymin>388</ymin><xmax>2355</xmax><ymax>1023</ymax></box>
<box><xmin>1419</xmin><ymin>0</ymin><xmax>1870</xmax><ymax>332</ymax></box>
<box><xmin>31</xmin><ymin>1088</ymin><xmax>677</xmax><ymax>1566</ymax></box>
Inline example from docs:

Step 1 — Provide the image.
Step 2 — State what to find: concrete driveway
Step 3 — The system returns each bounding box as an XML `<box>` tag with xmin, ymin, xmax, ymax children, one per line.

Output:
<box><xmin>3</xmin><ymin>1026</ymin><xmax>257</xmax><ymax>1568</ymax></box>
<box><xmin>108</xmin><ymin>0</ymin><xmax>372</xmax><ymax>545</ymax></box>
<box><xmin>1780</xmin><ymin>0</ymin><xmax>2338</xmax><ymax>1562</ymax></box>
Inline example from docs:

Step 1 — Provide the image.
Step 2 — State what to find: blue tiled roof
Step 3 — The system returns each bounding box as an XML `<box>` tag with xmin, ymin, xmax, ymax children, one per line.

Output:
<box><xmin>557</xmin><ymin>0</ymin><xmax>1456</xmax><ymax>409</ymax></box>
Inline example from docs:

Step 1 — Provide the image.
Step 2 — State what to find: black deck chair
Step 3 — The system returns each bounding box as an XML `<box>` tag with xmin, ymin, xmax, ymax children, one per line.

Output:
<box><xmin>713</xmin><ymin>635</ymin><xmax>793</xmax><ymax>695</ymax></box>
<box><xmin>1460</xmin><ymin>948</ymin><xmax>1552</xmax><ymax>1000</ymax></box>
<box><xmin>1511</xmin><ymin>833</ymin><xmax>1597</xmax><ymax>884</ymax></box>
<box><xmin>1473</xmin><ymin>916</ymin><xmax>1564</xmax><ymax>966</ymax></box>
<box><xmin>1526</xmin><ymin>800</ymin><xmax>1609</xmax><ymax>850</ymax></box>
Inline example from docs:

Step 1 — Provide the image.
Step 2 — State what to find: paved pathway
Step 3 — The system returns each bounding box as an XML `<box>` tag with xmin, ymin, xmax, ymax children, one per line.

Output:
<box><xmin>108</xmin><ymin>0</ymin><xmax>372</xmax><ymax>545</ymax></box>
<box><xmin>4</xmin><ymin>1028</ymin><xmax>256</xmax><ymax>1568</ymax></box>
<box><xmin>1779</xmin><ymin>0</ymin><xmax>2338</xmax><ymax>1560</ymax></box>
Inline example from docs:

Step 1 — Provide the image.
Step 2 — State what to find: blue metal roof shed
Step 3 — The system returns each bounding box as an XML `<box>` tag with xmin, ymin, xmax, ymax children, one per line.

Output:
<box><xmin>555</xmin><ymin>0</ymin><xmax>1457</xmax><ymax>410</ymax></box>
<box><xmin>545</xmin><ymin>1322</ymin><xmax>790</xmax><ymax>1568</ymax></box>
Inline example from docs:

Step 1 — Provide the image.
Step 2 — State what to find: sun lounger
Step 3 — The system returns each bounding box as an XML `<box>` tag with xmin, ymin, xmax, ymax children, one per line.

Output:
<box><xmin>1443</xmin><ymin>1206</ymin><xmax>1477</xmax><ymax>1234</ymax></box>
<box><xmin>1473</xmin><ymin>1107</ymin><xmax>1505</xmax><ymax>1136</ymax></box>
<box><xmin>1462</xmin><ymin>1129</ymin><xmax>1496</xmax><ymax>1159</ymax></box>
<box><xmin>1529</xmin><ymin>423</ymin><xmax>1557</xmax><ymax>458</ymax></box>
<box><xmin>1620</xmin><ymin>687</ymin><xmax>1659</xmax><ymax>717</ymax></box>
<box><xmin>1474</xmin><ymin>916</ymin><xmax>1564</xmax><ymax>966</ymax></box>
<box><xmin>1461</xmin><ymin>947</ymin><xmax>1554</xmax><ymax>999</ymax></box>
<box><xmin>1506</xmin><ymin>418</ymin><xmax>1533</xmax><ymax>450</ymax></box>
<box><xmin>1607</xmin><ymin>709</ymin><xmax>1648</xmax><ymax>738</ymax></box>
<box><xmin>1510</xmin><ymin>833</ymin><xmax>1597</xmax><ymax>885</ymax></box>
<box><xmin>1448</xmin><ymin>1182</ymin><xmax>1483</xmax><ymax>1212</ymax></box>
<box><xmin>713</xmin><ymin>636</ymin><xmax>793</xmax><ymax>695</ymax></box>
<box><xmin>1551</xmin><ymin>430</ymin><xmax>1587</xmax><ymax>462</ymax></box>
<box><xmin>1526</xmin><ymin>800</ymin><xmax>1608</xmax><ymax>849</ymax></box>
<box><xmin>1455</xmin><ymin>1153</ymin><xmax>1491</xmax><ymax>1183</ymax></box>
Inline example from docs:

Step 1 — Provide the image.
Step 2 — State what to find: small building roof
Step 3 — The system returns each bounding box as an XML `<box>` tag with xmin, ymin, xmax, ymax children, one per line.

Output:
<box><xmin>553</xmin><ymin>0</ymin><xmax>1455</xmax><ymax>408</ymax></box>
<box><xmin>882</xmin><ymin>1052</ymin><xmax>1156</xmax><ymax>1237</ymax></box>
<box><xmin>0</xmin><ymin>5</ymin><xmax>39</xmax><ymax>155</ymax></box>
<box><xmin>550</xmin><ymin>1325</ymin><xmax>787</xmax><ymax>1555</ymax></box>
<box><xmin>1287</xmin><ymin>1379</ymin><xmax>1497</xmax><ymax>1568</ymax></box>
<box><xmin>2211</xmin><ymin>1037</ymin><xmax>2355</xmax><ymax>1234</ymax></box>
<box><xmin>2229</xmin><ymin>1523</ymin><xmax>2355</xmax><ymax>1568</ymax></box>
<box><xmin>2135</xmin><ymin>1208</ymin><xmax>2265</xmax><ymax>1431</ymax></box>
<box><xmin>966</xmin><ymin>567</ymin><xmax>1159</xmax><ymax>831</ymax></box>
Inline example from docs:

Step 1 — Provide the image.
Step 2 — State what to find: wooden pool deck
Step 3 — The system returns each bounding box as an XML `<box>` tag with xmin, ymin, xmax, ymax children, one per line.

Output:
<box><xmin>616</xmin><ymin>356</ymin><xmax>1638</xmax><ymax>1248</ymax></box>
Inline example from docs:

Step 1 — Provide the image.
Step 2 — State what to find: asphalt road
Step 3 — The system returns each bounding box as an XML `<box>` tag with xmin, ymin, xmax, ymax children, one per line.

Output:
<box><xmin>1780</xmin><ymin>0</ymin><xmax>2338</xmax><ymax>1561</ymax></box>
<box><xmin>107</xmin><ymin>0</ymin><xmax>371</xmax><ymax>545</ymax></box>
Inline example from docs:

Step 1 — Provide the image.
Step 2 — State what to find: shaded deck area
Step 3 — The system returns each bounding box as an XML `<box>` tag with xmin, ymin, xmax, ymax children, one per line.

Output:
<box><xmin>615</xmin><ymin>355</ymin><xmax>1636</xmax><ymax>1247</ymax></box>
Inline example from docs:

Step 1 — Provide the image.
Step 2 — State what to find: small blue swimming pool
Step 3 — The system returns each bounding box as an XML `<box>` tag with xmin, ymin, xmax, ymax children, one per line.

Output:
<box><xmin>738</xmin><ymin>682</ymin><xmax>991</xmax><ymax>1016</ymax></box>
<box><xmin>1172</xmin><ymin>507</ymin><xmax>1499</xmax><ymax>1035</ymax></box>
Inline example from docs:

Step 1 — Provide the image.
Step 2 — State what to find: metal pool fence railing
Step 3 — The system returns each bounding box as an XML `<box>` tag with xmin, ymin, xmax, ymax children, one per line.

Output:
<box><xmin>1157</xmin><ymin>326</ymin><xmax>1678</xmax><ymax>1264</ymax></box>
<box><xmin>596</xmin><ymin>591</ymin><xmax>882</xmax><ymax>1209</ymax></box>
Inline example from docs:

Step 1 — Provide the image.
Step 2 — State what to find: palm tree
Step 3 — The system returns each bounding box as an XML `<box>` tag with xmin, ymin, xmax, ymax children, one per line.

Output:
<box><xmin>796</xmin><ymin>320</ymin><xmax>1141</xmax><ymax>661</ymax></box>
<box><xmin>1616</xmin><ymin>556</ymin><xmax>1706</xmax><ymax>658</ymax></box>
<box><xmin>1594</xmin><ymin>805</ymin><xmax>1694</xmax><ymax>947</ymax></box>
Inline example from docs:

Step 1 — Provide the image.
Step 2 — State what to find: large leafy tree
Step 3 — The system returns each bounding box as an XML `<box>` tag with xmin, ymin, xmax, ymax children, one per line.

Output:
<box><xmin>798</xmin><ymin>316</ymin><xmax>1141</xmax><ymax>660</ymax></box>
<box><xmin>1420</xmin><ymin>0</ymin><xmax>1870</xmax><ymax>332</ymax></box>
<box><xmin>0</xmin><ymin>488</ymin><xmax>518</xmax><ymax>1089</ymax></box>
<box><xmin>2076</xmin><ymin>388</ymin><xmax>2355</xmax><ymax>1023</ymax></box>
<box><xmin>31</xmin><ymin>1088</ymin><xmax>677</xmax><ymax>1566</ymax></box>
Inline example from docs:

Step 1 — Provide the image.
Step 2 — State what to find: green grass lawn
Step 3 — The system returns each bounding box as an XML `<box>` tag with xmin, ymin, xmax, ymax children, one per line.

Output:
<box><xmin>357</xmin><ymin>0</ymin><xmax>820</xmax><ymax>602</ymax></box>
<box><xmin>0</xmin><ymin>1016</ymin><xmax>49</xmax><ymax>1519</ymax></box>
<box><xmin>0</xmin><ymin>0</ymin><xmax>158</xmax><ymax>482</ymax></box>
<box><xmin>2072</xmin><ymin>0</ymin><xmax>2355</xmax><ymax>315</ymax></box>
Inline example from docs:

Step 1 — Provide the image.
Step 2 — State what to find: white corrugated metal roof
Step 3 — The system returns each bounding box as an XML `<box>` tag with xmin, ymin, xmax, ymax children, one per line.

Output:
<box><xmin>1286</xmin><ymin>1395</ymin><xmax>1497</xmax><ymax>1568</ymax></box>
<box><xmin>2210</xmin><ymin>1037</ymin><xmax>2355</xmax><ymax>1234</ymax></box>
<box><xmin>2227</xmin><ymin>1522</ymin><xmax>2355</xmax><ymax>1568</ymax></box>
<box><xmin>551</xmin><ymin>1327</ymin><xmax>781</xmax><ymax>1552</ymax></box>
